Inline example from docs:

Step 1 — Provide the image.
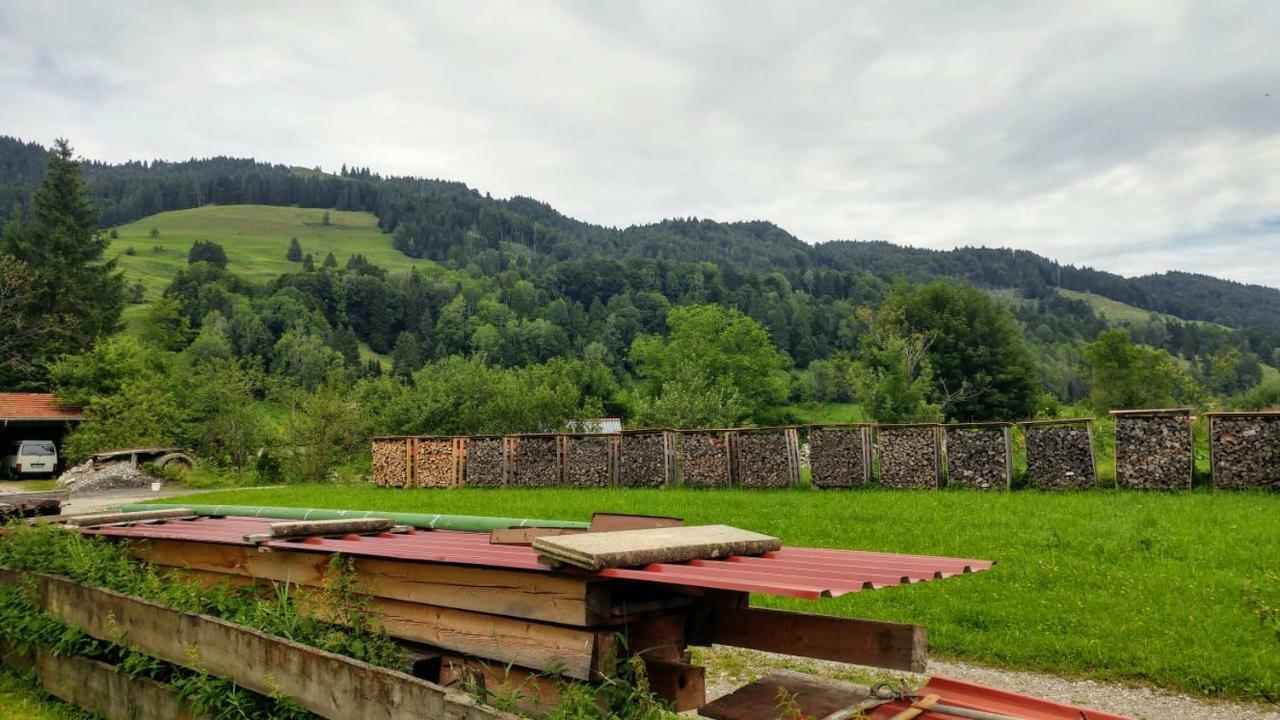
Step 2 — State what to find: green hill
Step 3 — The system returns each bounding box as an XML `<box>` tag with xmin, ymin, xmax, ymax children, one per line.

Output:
<box><xmin>110</xmin><ymin>205</ymin><xmax>439</xmax><ymax>297</ymax></box>
<box><xmin>1056</xmin><ymin>289</ymin><xmax>1226</xmax><ymax>329</ymax></box>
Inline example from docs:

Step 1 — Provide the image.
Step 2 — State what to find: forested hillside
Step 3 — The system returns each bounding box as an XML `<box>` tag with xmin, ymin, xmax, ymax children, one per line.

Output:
<box><xmin>1</xmin><ymin>136</ymin><xmax>1275</xmax><ymax>440</ymax></box>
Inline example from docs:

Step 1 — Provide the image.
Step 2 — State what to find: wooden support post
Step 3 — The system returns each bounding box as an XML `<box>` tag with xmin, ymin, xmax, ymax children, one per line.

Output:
<box><xmin>689</xmin><ymin>607</ymin><xmax>927</xmax><ymax>673</ymax></box>
<box><xmin>36</xmin><ymin>649</ymin><xmax>196</xmax><ymax>720</ymax></box>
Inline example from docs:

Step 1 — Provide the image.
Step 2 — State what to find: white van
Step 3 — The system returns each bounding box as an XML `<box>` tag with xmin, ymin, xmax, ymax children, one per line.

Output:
<box><xmin>1</xmin><ymin>440</ymin><xmax>59</xmax><ymax>478</ymax></box>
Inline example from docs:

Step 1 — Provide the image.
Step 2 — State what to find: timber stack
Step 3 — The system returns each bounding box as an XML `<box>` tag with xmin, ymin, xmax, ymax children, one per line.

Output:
<box><xmin>414</xmin><ymin>437</ymin><xmax>462</xmax><ymax>488</ymax></box>
<box><xmin>807</xmin><ymin>425</ymin><xmax>870</xmax><ymax>488</ymax></box>
<box><xmin>617</xmin><ymin>430</ymin><xmax>674</xmax><ymax>487</ymax></box>
<box><xmin>1021</xmin><ymin>419</ymin><xmax>1097</xmax><ymax>489</ymax></box>
<box><xmin>944</xmin><ymin>423</ymin><xmax>1012</xmax><ymax>490</ymax></box>
<box><xmin>1207</xmin><ymin>411</ymin><xmax>1280</xmax><ymax>490</ymax></box>
<box><xmin>876</xmin><ymin>425</ymin><xmax>941</xmax><ymax>489</ymax></box>
<box><xmin>370</xmin><ymin>436</ymin><xmax>412</xmax><ymax>488</ymax></box>
<box><xmin>3</xmin><ymin>506</ymin><xmax>1131</xmax><ymax>720</ymax></box>
<box><xmin>563</xmin><ymin>434</ymin><xmax>615</xmax><ymax>488</ymax></box>
<box><xmin>733</xmin><ymin>428</ymin><xmax>800</xmax><ymax>488</ymax></box>
<box><xmin>510</xmin><ymin>434</ymin><xmax>562</xmax><ymax>487</ymax></box>
<box><xmin>1111</xmin><ymin>409</ymin><xmax>1194</xmax><ymax>490</ymax></box>
<box><xmin>465</xmin><ymin>437</ymin><xmax>507</xmax><ymax>487</ymax></box>
<box><xmin>678</xmin><ymin>430</ymin><xmax>734</xmax><ymax>488</ymax></box>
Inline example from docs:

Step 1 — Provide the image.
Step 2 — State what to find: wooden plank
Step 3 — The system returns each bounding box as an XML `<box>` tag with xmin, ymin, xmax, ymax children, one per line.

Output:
<box><xmin>691</xmin><ymin>607</ymin><xmax>927</xmax><ymax>673</ymax></box>
<box><xmin>61</xmin><ymin>508</ymin><xmax>196</xmax><ymax>527</ymax></box>
<box><xmin>533</xmin><ymin>525</ymin><xmax>781</xmax><ymax>571</ymax></box>
<box><xmin>127</xmin><ymin>538</ymin><xmax>611</xmax><ymax>626</ymax></box>
<box><xmin>589</xmin><ymin>513</ymin><xmax>684</xmax><ymax>532</ymax></box>
<box><xmin>37</xmin><ymin>649</ymin><xmax>195</xmax><ymax>720</ymax></box>
<box><xmin>251</xmin><ymin>517</ymin><xmax>396</xmax><ymax>540</ymax></box>
<box><xmin>699</xmin><ymin>670</ymin><xmax>880</xmax><ymax>720</ymax></box>
<box><xmin>0</xmin><ymin>567</ymin><xmax>517</xmax><ymax>720</ymax></box>
<box><xmin>357</xmin><ymin>595</ymin><xmax>613</xmax><ymax>680</ymax></box>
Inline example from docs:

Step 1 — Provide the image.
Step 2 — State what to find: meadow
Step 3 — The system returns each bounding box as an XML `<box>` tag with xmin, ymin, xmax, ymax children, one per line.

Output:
<box><xmin>173</xmin><ymin>485</ymin><xmax>1280</xmax><ymax>703</ymax></box>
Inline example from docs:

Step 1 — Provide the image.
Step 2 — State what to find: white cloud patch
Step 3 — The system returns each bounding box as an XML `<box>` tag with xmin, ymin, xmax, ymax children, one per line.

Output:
<box><xmin>1</xmin><ymin>0</ymin><xmax>1278</xmax><ymax>284</ymax></box>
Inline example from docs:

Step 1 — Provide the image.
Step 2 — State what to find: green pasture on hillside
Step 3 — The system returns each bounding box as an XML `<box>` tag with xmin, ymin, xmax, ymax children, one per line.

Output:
<box><xmin>173</xmin><ymin>485</ymin><xmax>1280</xmax><ymax>702</ymax></box>
<box><xmin>108</xmin><ymin>204</ymin><xmax>440</xmax><ymax>298</ymax></box>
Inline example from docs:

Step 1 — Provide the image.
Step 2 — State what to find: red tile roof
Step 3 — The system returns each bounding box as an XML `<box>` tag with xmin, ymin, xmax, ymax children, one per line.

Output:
<box><xmin>0</xmin><ymin>393</ymin><xmax>83</xmax><ymax>421</ymax></box>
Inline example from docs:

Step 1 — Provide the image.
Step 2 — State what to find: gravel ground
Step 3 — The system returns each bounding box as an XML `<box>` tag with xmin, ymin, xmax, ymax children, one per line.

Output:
<box><xmin>61</xmin><ymin>485</ymin><xmax>207</xmax><ymax>514</ymax></box>
<box><xmin>697</xmin><ymin>646</ymin><xmax>1280</xmax><ymax>720</ymax></box>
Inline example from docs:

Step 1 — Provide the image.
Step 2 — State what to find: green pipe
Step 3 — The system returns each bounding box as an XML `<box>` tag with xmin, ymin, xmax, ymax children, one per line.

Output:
<box><xmin>114</xmin><ymin>503</ymin><xmax>589</xmax><ymax>532</ymax></box>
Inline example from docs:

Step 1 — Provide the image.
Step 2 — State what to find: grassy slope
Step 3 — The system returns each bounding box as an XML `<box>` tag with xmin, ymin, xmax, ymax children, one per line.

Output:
<box><xmin>109</xmin><ymin>205</ymin><xmax>441</xmax><ymax>336</ymax></box>
<box><xmin>174</xmin><ymin>485</ymin><xmax>1280</xmax><ymax>702</ymax></box>
<box><xmin>1058</xmin><ymin>288</ymin><xmax>1231</xmax><ymax>330</ymax></box>
<box><xmin>0</xmin><ymin>668</ymin><xmax>90</xmax><ymax>720</ymax></box>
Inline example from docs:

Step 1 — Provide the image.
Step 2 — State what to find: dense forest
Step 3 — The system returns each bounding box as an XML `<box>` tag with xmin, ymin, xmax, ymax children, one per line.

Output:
<box><xmin>2</xmin><ymin>136</ymin><xmax>1276</xmax><ymax>475</ymax></box>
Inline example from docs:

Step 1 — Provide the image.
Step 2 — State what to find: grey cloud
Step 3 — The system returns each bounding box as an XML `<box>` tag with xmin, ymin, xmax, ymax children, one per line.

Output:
<box><xmin>1</xmin><ymin>0</ymin><xmax>1278</xmax><ymax>285</ymax></box>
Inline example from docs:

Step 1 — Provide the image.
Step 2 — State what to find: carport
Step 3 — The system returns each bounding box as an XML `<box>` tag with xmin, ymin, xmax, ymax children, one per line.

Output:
<box><xmin>0</xmin><ymin>393</ymin><xmax>83</xmax><ymax>475</ymax></box>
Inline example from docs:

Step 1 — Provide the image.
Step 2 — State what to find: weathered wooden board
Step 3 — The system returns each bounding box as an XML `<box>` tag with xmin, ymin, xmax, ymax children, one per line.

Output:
<box><xmin>61</xmin><ymin>508</ymin><xmax>196</xmax><ymax>527</ymax></box>
<box><xmin>127</xmin><ymin>538</ymin><xmax>610</xmax><ymax>626</ymax></box>
<box><xmin>533</xmin><ymin>525</ymin><xmax>781</xmax><ymax>570</ymax></box>
<box><xmin>0</xmin><ymin>567</ymin><xmax>516</xmax><ymax>720</ymax></box>
<box><xmin>37</xmin><ymin>649</ymin><xmax>196</xmax><ymax>720</ymax></box>
<box><xmin>690</xmin><ymin>607</ymin><xmax>927</xmax><ymax>672</ymax></box>
<box><xmin>699</xmin><ymin>670</ymin><xmax>879</xmax><ymax>720</ymax></box>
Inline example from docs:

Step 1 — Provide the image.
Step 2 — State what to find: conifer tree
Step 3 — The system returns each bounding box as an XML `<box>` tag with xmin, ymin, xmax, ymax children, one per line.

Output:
<box><xmin>1</xmin><ymin>138</ymin><xmax>125</xmax><ymax>371</ymax></box>
<box><xmin>286</xmin><ymin>237</ymin><xmax>302</xmax><ymax>262</ymax></box>
<box><xmin>323</xmin><ymin>251</ymin><xmax>337</xmax><ymax>268</ymax></box>
<box><xmin>302</xmin><ymin>253</ymin><xmax>314</xmax><ymax>271</ymax></box>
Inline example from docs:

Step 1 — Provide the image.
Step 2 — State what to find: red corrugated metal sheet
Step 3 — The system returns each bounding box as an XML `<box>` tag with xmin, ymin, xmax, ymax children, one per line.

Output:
<box><xmin>0</xmin><ymin>393</ymin><xmax>83</xmax><ymax>421</ymax></box>
<box><xmin>868</xmin><ymin>676</ymin><xmax>1132</xmax><ymax>720</ymax></box>
<box><xmin>85</xmin><ymin>516</ymin><xmax>992</xmax><ymax>599</ymax></box>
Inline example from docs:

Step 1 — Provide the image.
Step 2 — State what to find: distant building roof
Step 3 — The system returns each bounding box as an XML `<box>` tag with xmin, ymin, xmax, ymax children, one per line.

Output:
<box><xmin>0</xmin><ymin>393</ymin><xmax>83</xmax><ymax>422</ymax></box>
<box><xmin>567</xmin><ymin>417</ymin><xmax>622</xmax><ymax>434</ymax></box>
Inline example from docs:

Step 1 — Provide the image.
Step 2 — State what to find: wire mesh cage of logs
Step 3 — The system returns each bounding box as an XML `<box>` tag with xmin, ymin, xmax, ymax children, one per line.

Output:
<box><xmin>1206</xmin><ymin>411</ymin><xmax>1280</xmax><ymax>490</ymax></box>
<box><xmin>806</xmin><ymin>425</ymin><xmax>871</xmax><ymax>489</ymax></box>
<box><xmin>874</xmin><ymin>424</ymin><xmax>942</xmax><ymax>489</ymax></box>
<box><xmin>1110</xmin><ymin>409</ymin><xmax>1194</xmax><ymax>491</ymax></box>
<box><xmin>676</xmin><ymin>430</ymin><xmax>735</xmax><ymax>488</ymax></box>
<box><xmin>1018</xmin><ymin>418</ymin><xmax>1097</xmax><ymax>490</ymax></box>
<box><xmin>617</xmin><ymin>430</ymin><xmax>676</xmax><ymax>488</ymax></box>
<box><xmin>733</xmin><ymin>427</ymin><xmax>801</xmax><ymax>489</ymax></box>
<box><xmin>562</xmin><ymin>433</ymin><xmax>618</xmax><ymax>488</ymax></box>
<box><xmin>943</xmin><ymin>423</ymin><xmax>1012</xmax><ymax>490</ymax></box>
<box><xmin>462</xmin><ymin>436</ymin><xmax>508</xmax><ymax>487</ymax></box>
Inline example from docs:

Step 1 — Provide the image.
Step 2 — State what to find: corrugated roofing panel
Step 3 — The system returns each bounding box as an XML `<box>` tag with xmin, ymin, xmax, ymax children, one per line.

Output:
<box><xmin>85</xmin><ymin>516</ymin><xmax>993</xmax><ymax>599</ymax></box>
<box><xmin>868</xmin><ymin>676</ymin><xmax>1132</xmax><ymax>720</ymax></box>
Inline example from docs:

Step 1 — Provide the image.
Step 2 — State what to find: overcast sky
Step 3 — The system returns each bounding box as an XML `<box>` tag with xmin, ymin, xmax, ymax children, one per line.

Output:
<box><xmin>2</xmin><ymin>1</ymin><xmax>1277</xmax><ymax>286</ymax></box>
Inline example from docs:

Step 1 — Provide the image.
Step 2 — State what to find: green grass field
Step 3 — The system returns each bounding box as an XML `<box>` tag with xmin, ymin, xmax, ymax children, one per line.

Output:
<box><xmin>109</xmin><ymin>204</ymin><xmax>441</xmax><ymax>299</ymax></box>
<box><xmin>1057</xmin><ymin>288</ymin><xmax>1230</xmax><ymax>330</ymax></box>
<box><xmin>171</xmin><ymin>485</ymin><xmax>1280</xmax><ymax>702</ymax></box>
<box><xmin>0</xmin><ymin>668</ymin><xmax>89</xmax><ymax>720</ymax></box>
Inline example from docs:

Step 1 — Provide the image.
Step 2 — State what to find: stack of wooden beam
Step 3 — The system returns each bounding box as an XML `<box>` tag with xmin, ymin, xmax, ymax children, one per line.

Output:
<box><xmin>72</xmin><ymin>512</ymin><xmax>973</xmax><ymax>713</ymax></box>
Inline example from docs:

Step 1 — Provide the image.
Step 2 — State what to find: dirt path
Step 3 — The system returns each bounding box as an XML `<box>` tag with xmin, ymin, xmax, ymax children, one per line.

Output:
<box><xmin>696</xmin><ymin>647</ymin><xmax>1280</xmax><ymax>720</ymax></box>
<box><xmin>61</xmin><ymin>486</ymin><xmax>208</xmax><ymax>514</ymax></box>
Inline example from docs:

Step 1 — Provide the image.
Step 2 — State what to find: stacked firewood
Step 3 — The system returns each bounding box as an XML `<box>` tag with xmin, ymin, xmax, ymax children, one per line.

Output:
<box><xmin>1023</xmin><ymin>424</ymin><xmax>1096</xmax><ymax>489</ymax></box>
<box><xmin>465</xmin><ymin>437</ymin><xmax>506</xmax><ymax>487</ymax></box>
<box><xmin>876</xmin><ymin>426</ymin><xmax>940</xmax><ymax>489</ymax></box>
<box><xmin>618</xmin><ymin>432</ymin><xmax>671</xmax><ymax>487</ymax></box>
<box><xmin>1210</xmin><ymin>413</ymin><xmax>1280</xmax><ymax>489</ymax></box>
<box><xmin>564</xmin><ymin>435</ymin><xmax>614</xmax><ymax>488</ymax></box>
<box><xmin>735</xmin><ymin>429</ymin><xmax>798</xmax><ymax>488</ymax></box>
<box><xmin>944</xmin><ymin>426</ymin><xmax>1010</xmax><ymax>490</ymax></box>
<box><xmin>414</xmin><ymin>438</ymin><xmax>458</xmax><ymax>488</ymax></box>
<box><xmin>371</xmin><ymin>438</ymin><xmax>410</xmax><ymax>487</ymax></box>
<box><xmin>1114</xmin><ymin>413</ymin><xmax>1192</xmax><ymax>490</ymax></box>
<box><xmin>512</xmin><ymin>435</ymin><xmax>562</xmax><ymax>487</ymax></box>
<box><xmin>679</xmin><ymin>432</ymin><xmax>733</xmax><ymax>488</ymax></box>
<box><xmin>808</xmin><ymin>426</ymin><xmax>868</xmax><ymax>488</ymax></box>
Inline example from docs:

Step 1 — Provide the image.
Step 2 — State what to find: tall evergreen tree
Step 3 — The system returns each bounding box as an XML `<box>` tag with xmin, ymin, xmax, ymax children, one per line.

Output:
<box><xmin>322</xmin><ymin>251</ymin><xmax>337</xmax><ymax>268</ymax></box>
<box><xmin>1</xmin><ymin>138</ymin><xmax>125</xmax><ymax>376</ymax></box>
<box><xmin>286</xmin><ymin>237</ymin><xmax>302</xmax><ymax>262</ymax></box>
